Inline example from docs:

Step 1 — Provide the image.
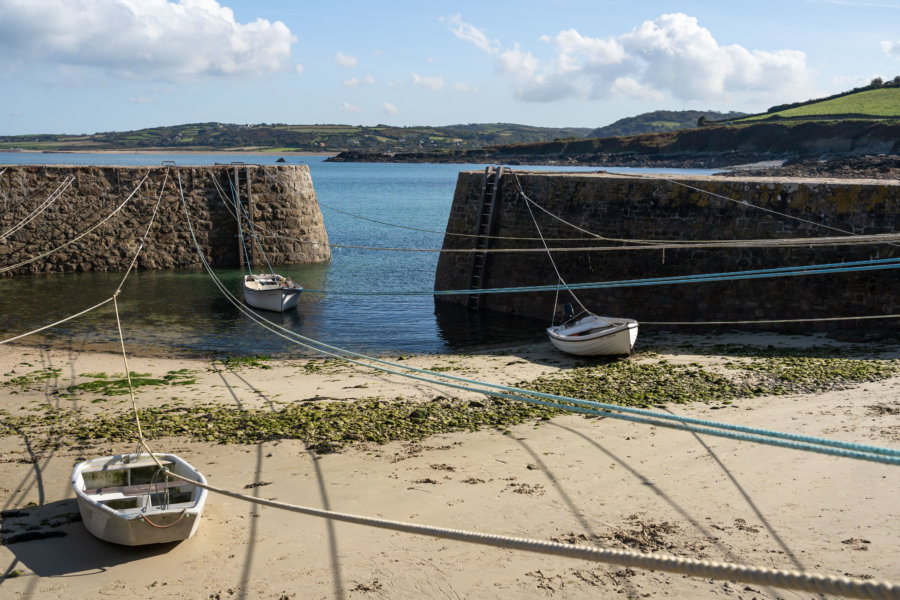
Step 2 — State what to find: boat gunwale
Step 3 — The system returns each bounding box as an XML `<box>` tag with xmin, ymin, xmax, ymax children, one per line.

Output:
<box><xmin>547</xmin><ymin>317</ymin><xmax>638</xmax><ymax>342</ymax></box>
<box><xmin>72</xmin><ymin>453</ymin><xmax>208</xmax><ymax>521</ymax></box>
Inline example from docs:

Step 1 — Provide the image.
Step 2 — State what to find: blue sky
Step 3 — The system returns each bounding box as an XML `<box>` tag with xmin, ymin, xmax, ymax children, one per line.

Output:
<box><xmin>1</xmin><ymin>0</ymin><xmax>899</xmax><ymax>135</ymax></box>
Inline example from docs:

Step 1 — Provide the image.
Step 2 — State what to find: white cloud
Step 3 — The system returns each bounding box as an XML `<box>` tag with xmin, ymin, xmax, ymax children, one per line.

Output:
<box><xmin>610</xmin><ymin>77</ymin><xmax>664</xmax><ymax>101</ymax></box>
<box><xmin>443</xmin><ymin>14</ymin><xmax>498</xmax><ymax>54</ymax></box>
<box><xmin>544</xmin><ymin>29</ymin><xmax>626</xmax><ymax>68</ymax></box>
<box><xmin>343</xmin><ymin>75</ymin><xmax>375</xmax><ymax>88</ymax></box>
<box><xmin>450</xmin><ymin>12</ymin><xmax>812</xmax><ymax>104</ymax></box>
<box><xmin>341</xmin><ymin>101</ymin><xmax>360</xmax><ymax>113</ymax></box>
<box><xmin>381</xmin><ymin>102</ymin><xmax>399</xmax><ymax>115</ymax></box>
<box><xmin>335</xmin><ymin>51</ymin><xmax>358</xmax><ymax>68</ymax></box>
<box><xmin>295</xmin><ymin>64</ymin><xmax>305</xmax><ymax>75</ymax></box>
<box><xmin>411</xmin><ymin>72</ymin><xmax>445</xmax><ymax>91</ymax></box>
<box><xmin>128</xmin><ymin>96</ymin><xmax>154</xmax><ymax>104</ymax></box>
<box><xmin>882</xmin><ymin>40</ymin><xmax>900</xmax><ymax>58</ymax></box>
<box><xmin>453</xmin><ymin>82</ymin><xmax>478</xmax><ymax>93</ymax></box>
<box><xmin>0</xmin><ymin>0</ymin><xmax>297</xmax><ymax>79</ymax></box>
<box><xmin>618</xmin><ymin>13</ymin><xmax>809</xmax><ymax>100</ymax></box>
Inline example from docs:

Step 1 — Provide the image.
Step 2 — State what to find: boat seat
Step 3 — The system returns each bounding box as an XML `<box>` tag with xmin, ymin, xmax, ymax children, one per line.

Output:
<box><xmin>84</xmin><ymin>480</ymin><xmax>192</xmax><ymax>496</ymax></box>
<box><xmin>80</xmin><ymin>459</ymin><xmax>173</xmax><ymax>474</ymax></box>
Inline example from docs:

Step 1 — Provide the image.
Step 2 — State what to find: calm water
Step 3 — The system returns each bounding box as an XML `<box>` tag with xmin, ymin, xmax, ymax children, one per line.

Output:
<box><xmin>0</xmin><ymin>152</ymin><xmax>717</xmax><ymax>356</ymax></box>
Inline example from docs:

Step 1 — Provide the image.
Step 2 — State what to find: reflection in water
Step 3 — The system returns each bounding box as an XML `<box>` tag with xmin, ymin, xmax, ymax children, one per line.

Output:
<box><xmin>0</xmin><ymin>156</ymin><xmax>718</xmax><ymax>357</ymax></box>
<box><xmin>0</xmin><ymin>268</ymin><xmax>548</xmax><ymax>357</ymax></box>
<box><xmin>433</xmin><ymin>303</ymin><xmax>547</xmax><ymax>351</ymax></box>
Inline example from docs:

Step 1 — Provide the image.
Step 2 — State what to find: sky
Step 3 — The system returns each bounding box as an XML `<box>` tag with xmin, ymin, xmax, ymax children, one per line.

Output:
<box><xmin>1</xmin><ymin>0</ymin><xmax>899</xmax><ymax>135</ymax></box>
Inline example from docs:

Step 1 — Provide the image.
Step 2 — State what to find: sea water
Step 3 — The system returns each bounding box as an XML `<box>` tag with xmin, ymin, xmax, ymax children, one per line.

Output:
<box><xmin>0</xmin><ymin>153</ymin><xmax>717</xmax><ymax>356</ymax></box>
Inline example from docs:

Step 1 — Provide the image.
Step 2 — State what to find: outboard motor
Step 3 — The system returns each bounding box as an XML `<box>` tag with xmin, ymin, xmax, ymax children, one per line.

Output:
<box><xmin>562</xmin><ymin>303</ymin><xmax>575</xmax><ymax>321</ymax></box>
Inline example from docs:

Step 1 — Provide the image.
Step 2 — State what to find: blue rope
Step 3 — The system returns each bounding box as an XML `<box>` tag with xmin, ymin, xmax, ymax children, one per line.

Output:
<box><xmin>300</xmin><ymin>256</ymin><xmax>900</xmax><ymax>296</ymax></box>
<box><xmin>198</xmin><ymin>256</ymin><xmax>900</xmax><ymax>465</ymax></box>
<box><xmin>285</xmin><ymin>330</ymin><xmax>900</xmax><ymax>462</ymax></box>
<box><xmin>176</xmin><ymin>173</ymin><xmax>900</xmax><ymax>467</ymax></box>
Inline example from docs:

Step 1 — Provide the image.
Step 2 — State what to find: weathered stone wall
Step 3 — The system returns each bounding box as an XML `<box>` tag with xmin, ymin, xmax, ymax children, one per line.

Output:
<box><xmin>435</xmin><ymin>170</ymin><xmax>899</xmax><ymax>334</ymax></box>
<box><xmin>0</xmin><ymin>164</ymin><xmax>330</xmax><ymax>276</ymax></box>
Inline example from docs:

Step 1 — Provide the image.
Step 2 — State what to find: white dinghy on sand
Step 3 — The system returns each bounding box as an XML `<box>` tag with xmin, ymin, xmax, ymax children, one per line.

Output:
<box><xmin>547</xmin><ymin>313</ymin><xmax>639</xmax><ymax>356</ymax></box>
<box><xmin>72</xmin><ymin>453</ymin><xmax>207</xmax><ymax>546</ymax></box>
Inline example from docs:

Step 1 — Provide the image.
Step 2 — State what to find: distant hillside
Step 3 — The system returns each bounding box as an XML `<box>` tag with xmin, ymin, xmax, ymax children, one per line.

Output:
<box><xmin>0</xmin><ymin>122</ymin><xmax>592</xmax><ymax>153</ymax></box>
<box><xmin>732</xmin><ymin>79</ymin><xmax>900</xmax><ymax>122</ymax></box>
<box><xmin>331</xmin><ymin>119</ymin><xmax>900</xmax><ymax>167</ymax></box>
<box><xmin>588</xmin><ymin>110</ymin><xmax>747</xmax><ymax>138</ymax></box>
<box><xmin>341</xmin><ymin>84</ymin><xmax>900</xmax><ymax>166</ymax></box>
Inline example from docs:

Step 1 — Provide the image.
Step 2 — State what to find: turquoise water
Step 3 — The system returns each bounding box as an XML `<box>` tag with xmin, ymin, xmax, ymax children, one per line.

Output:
<box><xmin>0</xmin><ymin>153</ymin><xmax>717</xmax><ymax>356</ymax></box>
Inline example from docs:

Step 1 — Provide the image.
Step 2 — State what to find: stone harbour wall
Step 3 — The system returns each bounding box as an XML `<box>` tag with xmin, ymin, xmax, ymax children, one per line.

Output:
<box><xmin>435</xmin><ymin>170</ymin><xmax>899</xmax><ymax>334</ymax></box>
<box><xmin>0</xmin><ymin>164</ymin><xmax>330</xmax><ymax>276</ymax></box>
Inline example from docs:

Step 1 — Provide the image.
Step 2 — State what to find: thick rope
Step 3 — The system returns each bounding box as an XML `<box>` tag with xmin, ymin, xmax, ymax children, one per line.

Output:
<box><xmin>0</xmin><ymin>169</ymin><xmax>170</xmax><ymax>346</ymax></box>
<box><xmin>627</xmin><ymin>173</ymin><xmax>900</xmax><ymax>248</ymax></box>
<box><xmin>215</xmin><ymin>171</ymin><xmax>277</xmax><ymax>275</ymax></box>
<box><xmin>642</xmin><ymin>314</ymin><xmax>900</xmax><ymax>325</ymax></box>
<box><xmin>520</xmin><ymin>187</ymin><xmax>589</xmax><ymax>315</ymax></box>
<box><xmin>295</xmin><ymin>255</ymin><xmax>900</xmax><ymax>297</ymax></box>
<box><xmin>0</xmin><ymin>297</ymin><xmax>115</xmax><ymax>346</ymax></box>
<box><xmin>177</xmin><ymin>176</ymin><xmax>900</xmax><ymax>464</ymax></box>
<box><xmin>258</xmin><ymin>233</ymin><xmax>900</xmax><ymax>253</ymax></box>
<box><xmin>79</xmin><ymin>166</ymin><xmax>894</xmax><ymax>598</ymax></box>
<box><xmin>263</xmin><ymin>169</ymin><xmax>900</xmax><ymax>250</ymax></box>
<box><xmin>139</xmin><ymin>509</ymin><xmax>187</xmax><ymax>528</ymax></box>
<box><xmin>159</xmin><ymin>469</ymin><xmax>899</xmax><ymax>600</ymax></box>
<box><xmin>0</xmin><ymin>171</ymin><xmax>151</xmax><ymax>274</ymax></box>
<box><xmin>0</xmin><ymin>175</ymin><xmax>74</xmax><ymax>242</ymax></box>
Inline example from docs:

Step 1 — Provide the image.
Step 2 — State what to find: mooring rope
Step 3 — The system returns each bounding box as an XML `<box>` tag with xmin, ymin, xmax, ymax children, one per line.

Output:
<box><xmin>0</xmin><ymin>175</ymin><xmax>74</xmax><ymax>242</ymax></box>
<box><xmin>0</xmin><ymin>171</ymin><xmax>151</xmax><ymax>274</ymax></box>
<box><xmin>265</xmin><ymin>232</ymin><xmax>900</xmax><ymax>253</ymax></box>
<box><xmin>0</xmin><ymin>297</ymin><xmax>115</xmax><ymax>346</ymax></box>
<box><xmin>178</xmin><ymin>180</ymin><xmax>900</xmax><ymax>592</ymax></box>
<box><xmin>519</xmin><ymin>181</ymin><xmax>589</xmax><ymax>319</ymax></box>
<box><xmin>212</xmin><ymin>170</ymin><xmax>278</xmax><ymax>275</ymax></box>
<box><xmin>621</xmin><ymin>172</ymin><xmax>900</xmax><ymax>249</ymax></box>
<box><xmin>263</xmin><ymin>169</ymin><xmax>900</xmax><ymax>250</ymax></box>
<box><xmin>158</xmin><ymin>467</ymin><xmax>900</xmax><ymax>600</ymax></box>
<box><xmin>177</xmin><ymin>173</ymin><xmax>900</xmax><ymax>464</ymax></box>
<box><xmin>0</xmin><ymin>168</ymin><xmax>170</xmax><ymax>346</ymax></box>
<box><xmin>71</xmin><ymin>167</ymin><xmax>892</xmax><ymax>599</ymax></box>
<box><xmin>294</xmin><ymin>255</ymin><xmax>900</xmax><ymax>297</ymax></box>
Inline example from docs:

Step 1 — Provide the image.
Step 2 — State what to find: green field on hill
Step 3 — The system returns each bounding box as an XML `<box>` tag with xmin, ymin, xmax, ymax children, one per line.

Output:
<box><xmin>741</xmin><ymin>88</ymin><xmax>900</xmax><ymax>121</ymax></box>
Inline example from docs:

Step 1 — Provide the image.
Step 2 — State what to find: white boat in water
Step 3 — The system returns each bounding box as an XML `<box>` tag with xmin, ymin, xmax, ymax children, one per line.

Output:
<box><xmin>72</xmin><ymin>453</ymin><xmax>208</xmax><ymax>546</ymax></box>
<box><xmin>547</xmin><ymin>314</ymin><xmax>639</xmax><ymax>356</ymax></box>
<box><xmin>242</xmin><ymin>273</ymin><xmax>303</xmax><ymax>312</ymax></box>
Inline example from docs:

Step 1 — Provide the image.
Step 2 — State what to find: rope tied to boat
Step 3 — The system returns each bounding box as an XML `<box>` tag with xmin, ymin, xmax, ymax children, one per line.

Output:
<box><xmin>139</xmin><ymin>509</ymin><xmax>188</xmax><ymax>529</ymax></box>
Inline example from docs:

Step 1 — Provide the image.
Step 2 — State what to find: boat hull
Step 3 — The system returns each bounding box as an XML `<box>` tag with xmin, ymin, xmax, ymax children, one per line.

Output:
<box><xmin>72</xmin><ymin>453</ymin><xmax>207</xmax><ymax>546</ymax></box>
<box><xmin>547</xmin><ymin>315</ymin><xmax>638</xmax><ymax>356</ymax></box>
<box><xmin>242</xmin><ymin>274</ymin><xmax>302</xmax><ymax>312</ymax></box>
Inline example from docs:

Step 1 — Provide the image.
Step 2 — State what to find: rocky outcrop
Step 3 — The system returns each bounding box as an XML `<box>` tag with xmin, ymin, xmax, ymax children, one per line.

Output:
<box><xmin>0</xmin><ymin>165</ymin><xmax>330</xmax><ymax>276</ymax></box>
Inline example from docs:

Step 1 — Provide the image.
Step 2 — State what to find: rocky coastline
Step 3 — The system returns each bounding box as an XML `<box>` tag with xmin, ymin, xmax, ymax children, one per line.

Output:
<box><xmin>327</xmin><ymin>149</ymin><xmax>900</xmax><ymax>178</ymax></box>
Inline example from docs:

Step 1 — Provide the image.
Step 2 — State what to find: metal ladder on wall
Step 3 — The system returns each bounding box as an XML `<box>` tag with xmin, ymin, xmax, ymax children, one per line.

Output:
<box><xmin>231</xmin><ymin>163</ymin><xmax>255</xmax><ymax>269</ymax></box>
<box><xmin>467</xmin><ymin>165</ymin><xmax>504</xmax><ymax>310</ymax></box>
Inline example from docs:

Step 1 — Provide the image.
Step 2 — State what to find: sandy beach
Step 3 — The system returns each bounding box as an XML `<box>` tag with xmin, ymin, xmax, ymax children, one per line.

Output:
<box><xmin>1</xmin><ymin>335</ymin><xmax>898</xmax><ymax>599</ymax></box>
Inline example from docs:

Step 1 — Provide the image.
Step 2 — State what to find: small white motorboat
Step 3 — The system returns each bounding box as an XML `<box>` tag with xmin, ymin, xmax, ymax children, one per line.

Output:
<box><xmin>547</xmin><ymin>314</ymin><xmax>639</xmax><ymax>356</ymax></box>
<box><xmin>242</xmin><ymin>273</ymin><xmax>303</xmax><ymax>312</ymax></box>
<box><xmin>71</xmin><ymin>453</ymin><xmax>208</xmax><ymax>546</ymax></box>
